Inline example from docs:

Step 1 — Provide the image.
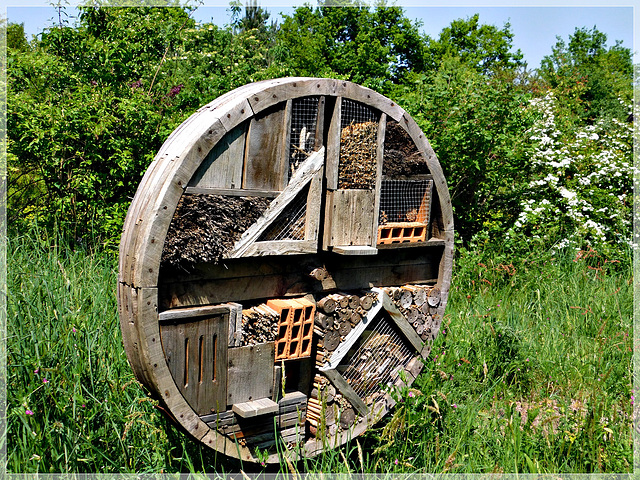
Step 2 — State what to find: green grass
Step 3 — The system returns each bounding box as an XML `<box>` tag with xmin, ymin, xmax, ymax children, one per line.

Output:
<box><xmin>7</xmin><ymin>229</ymin><xmax>633</xmax><ymax>473</ymax></box>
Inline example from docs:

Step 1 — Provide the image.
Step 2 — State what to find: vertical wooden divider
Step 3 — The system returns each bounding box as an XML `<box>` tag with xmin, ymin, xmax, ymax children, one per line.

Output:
<box><xmin>372</xmin><ymin>113</ymin><xmax>387</xmax><ymax>246</ymax></box>
<box><xmin>281</xmin><ymin>99</ymin><xmax>293</xmax><ymax>181</ymax></box>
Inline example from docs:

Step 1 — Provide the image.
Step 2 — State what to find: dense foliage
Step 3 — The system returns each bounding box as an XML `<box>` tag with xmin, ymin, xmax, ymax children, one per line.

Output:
<box><xmin>8</xmin><ymin>4</ymin><xmax>633</xmax><ymax>258</ymax></box>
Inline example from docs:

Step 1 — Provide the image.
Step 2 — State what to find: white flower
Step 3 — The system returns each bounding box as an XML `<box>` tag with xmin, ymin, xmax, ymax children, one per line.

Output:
<box><xmin>559</xmin><ymin>187</ymin><xmax>576</xmax><ymax>199</ymax></box>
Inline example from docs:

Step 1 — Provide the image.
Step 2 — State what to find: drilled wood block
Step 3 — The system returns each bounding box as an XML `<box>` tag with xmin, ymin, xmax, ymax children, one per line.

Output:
<box><xmin>233</xmin><ymin>397</ymin><xmax>279</xmax><ymax>418</ymax></box>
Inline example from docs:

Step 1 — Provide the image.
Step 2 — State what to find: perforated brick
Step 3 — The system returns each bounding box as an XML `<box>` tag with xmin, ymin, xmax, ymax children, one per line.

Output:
<box><xmin>377</xmin><ymin>222</ymin><xmax>427</xmax><ymax>245</ymax></box>
<box><xmin>267</xmin><ymin>298</ymin><xmax>316</xmax><ymax>360</ymax></box>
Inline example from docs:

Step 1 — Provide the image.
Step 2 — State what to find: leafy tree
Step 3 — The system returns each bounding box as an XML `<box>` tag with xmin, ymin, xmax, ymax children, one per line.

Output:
<box><xmin>423</xmin><ymin>14</ymin><xmax>525</xmax><ymax>75</ymax></box>
<box><xmin>539</xmin><ymin>27</ymin><xmax>632</xmax><ymax>124</ymax></box>
<box><xmin>7</xmin><ymin>5</ymin><xmax>284</xmax><ymax>247</ymax></box>
<box><xmin>277</xmin><ymin>3</ymin><xmax>424</xmax><ymax>91</ymax></box>
<box><xmin>392</xmin><ymin>62</ymin><xmax>537</xmax><ymax>243</ymax></box>
<box><xmin>7</xmin><ymin>23</ymin><xmax>30</xmax><ymax>51</ymax></box>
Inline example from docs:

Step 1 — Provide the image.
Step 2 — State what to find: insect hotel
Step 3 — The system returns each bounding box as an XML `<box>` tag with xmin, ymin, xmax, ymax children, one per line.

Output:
<box><xmin>117</xmin><ymin>78</ymin><xmax>454</xmax><ymax>462</ymax></box>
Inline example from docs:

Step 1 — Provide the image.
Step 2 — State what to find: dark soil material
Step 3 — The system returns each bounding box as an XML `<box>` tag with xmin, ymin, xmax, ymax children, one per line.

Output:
<box><xmin>161</xmin><ymin>194</ymin><xmax>270</xmax><ymax>269</ymax></box>
<box><xmin>383</xmin><ymin>120</ymin><xmax>430</xmax><ymax>177</ymax></box>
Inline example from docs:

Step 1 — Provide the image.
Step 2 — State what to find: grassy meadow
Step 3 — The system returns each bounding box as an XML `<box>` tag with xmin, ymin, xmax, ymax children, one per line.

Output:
<box><xmin>7</xmin><ymin>228</ymin><xmax>633</xmax><ymax>474</ymax></box>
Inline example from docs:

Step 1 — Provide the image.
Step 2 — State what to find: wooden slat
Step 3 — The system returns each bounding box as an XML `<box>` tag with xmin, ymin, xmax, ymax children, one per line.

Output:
<box><xmin>158</xmin><ymin>249</ymin><xmax>442</xmax><ymax>308</ymax></box>
<box><xmin>159</xmin><ymin>310</ymin><xmax>229</xmax><ymax>415</ymax></box>
<box><xmin>332</xmin><ymin>246</ymin><xmax>377</xmax><ymax>255</ymax></box>
<box><xmin>325</xmin><ymin>189</ymin><xmax>375</xmax><ymax>247</ymax></box>
<box><xmin>314</xmin><ymin>96</ymin><xmax>326</xmax><ymax>151</ymax></box>
<box><xmin>247</xmin><ymin>78</ymin><xmax>338</xmax><ymax>114</ymax></box>
<box><xmin>227</xmin><ymin>342</ymin><xmax>275</xmax><ymax>405</ymax></box>
<box><xmin>322</xmin><ymin>369</ymin><xmax>367</xmax><ymax>416</ymax></box>
<box><xmin>158</xmin><ymin>304</ymin><xmax>231</xmax><ymax>322</ymax></box>
<box><xmin>325</xmin><ymin>96</ymin><xmax>341</xmax><ymax>190</ymax></box>
<box><xmin>240</xmin><ymin>240</ymin><xmax>317</xmax><ymax>257</ymax></box>
<box><xmin>282</xmin><ymin>99</ymin><xmax>293</xmax><ymax>179</ymax></box>
<box><xmin>379</xmin><ymin>289</ymin><xmax>424</xmax><ymax>354</ymax></box>
<box><xmin>304</xmin><ymin>169</ymin><xmax>323</xmax><ymax>242</ymax></box>
<box><xmin>188</xmin><ymin>123</ymin><xmax>246</xmax><ymax>190</ymax></box>
<box><xmin>184</xmin><ymin>187</ymin><xmax>279</xmax><ymax>198</ymax></box>
<box><xmin>232</xmin><ymin>398</ymin><xmax>279</xmax><ymax>418</ymax></box>
<box><xmin>242</xmin><ymin>102</ymin><xmax>287</xmax><ymax>191</ymax></box>
<box><xmin>372</xmin><ymin>113</ymin><xmax>386</xmax><ymax>241</ymax></box>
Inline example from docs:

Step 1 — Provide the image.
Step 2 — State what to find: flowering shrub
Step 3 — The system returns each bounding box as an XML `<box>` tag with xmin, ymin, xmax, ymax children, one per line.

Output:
<box><xmin>506</xmin><ymin>92</ymin><xmax>634</xmax><ymax>257</ymax></box>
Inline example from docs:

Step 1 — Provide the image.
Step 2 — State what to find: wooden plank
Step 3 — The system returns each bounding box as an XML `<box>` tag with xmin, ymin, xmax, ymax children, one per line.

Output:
<box><xmin>159</xmin><ymin>310</ymin><xmax>229</xmax><ymax>415</ymax></box>
<box><xmin>158</xmin><ymin>304</ymin><xmax>232</xmax><ymax>323</ymax></box>
<box><xmin>372</xmin><ymin>113</ymin><xmax>386</xmax><ymax>242</ymax></box>
<box><xmin>241</xmin><ymin>240</ymin><xmax>317</xmax><ymax>257</ymax></box>
<box><xmin>184</xmin><ymin>187</ymin><xmax>279</xmax><ymax>198</ymax></box>
<box><xmin>188</xmin><ymin>123</ymin><xmax>246</xmax><ymax>190</ymax></box>
<box><xmin>159</xmin><ymin>261</ymin><xmax>439</xmax><ymax>308</ymax></box>
<box><xmin>314</xmin><ymin>96</ymin><xmax>326</xmax><ymax>151</ymax></box>
<box><xmin>279</xmin><ymin>390</ymin><xmax>307</xmax><ymax>407</ymax></box>
<box><xmin>247</xmin><ymin>78</ymin><xmax>338</xmax><ymax>114</ymax></box>
<box><xmin>337</xmin><ymin>80</ymin><xmax>405</xmax><ymax>122</ymax></box>
<box><xmin>379</xmin><ymin>289</ymin><xmax>424</xmax><ymax>353</ymax></box>
<box><xmin>304</xmin><ymin>169</ymin><xmax>323</xmax><ymax>242</ymax></box>
<box><xmin>158</xmin><ymin>249</ymin><xmax>442</xmax><ymax>308</ymax></box>
<box><xmin>161</xmin><ymin>247</ymin><xmax>442</xmax><ymax>284</ymax></box>
<box><xmin>352</xmin><ymin>189</ymin><xmax>375</xmax><ymax>245</ymax></box>
<box><xmin>226</xmin><ymin>302</ymin><xmax>242</xmax><ymax>347</ymax></box>
<box><xmin>332</xmin><ymin>246</ymin><xmax>377</xmax><ymax>255</ymax></box>
<box><xmin>326</xmin><ymin>189</ymin><xmax>375</xmax><ymax>247</ymax></box>
<box><xmin>232</xmin><ymin>398</ymin><xmax>279</xmax><ymax>418</ymax></box>
<box><xmin>325</xmin><ymin>96</ymin><xmax>341</xmax><ymax>190</ymax></box>
<box><xmin>227</xmin><ymin>342</ymin><xmax>275</xmax><ymax>405</ymax></box>
<box><xmin>242</xmin><ymin>103</ymin><xmax>287</xmax><ymax>191</ymax></box>
<box><xmin>229</xmin><ymin>147</ymin><xmax>325</xmax><ymax>258</ymax></box>
<box><xmin>322</xmin><ymin>369</ymin><xmax>367</xmax><ymax>416</ymax></box>
<box><xmin>272</xmin><ymin>365</ymin><xmax>283</xmax><ymax>402</ymax></box>
<box><xmin>282</xmin><ymin>99</ymin><xmax>293</xmax><ymax>180</ymax></box>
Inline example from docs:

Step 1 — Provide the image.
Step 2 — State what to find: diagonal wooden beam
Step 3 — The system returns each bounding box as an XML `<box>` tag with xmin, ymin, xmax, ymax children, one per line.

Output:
<box><xmin>227</xmin><ymin>147</ymin><xmax>325</xmax><ymax>258</ymax></box>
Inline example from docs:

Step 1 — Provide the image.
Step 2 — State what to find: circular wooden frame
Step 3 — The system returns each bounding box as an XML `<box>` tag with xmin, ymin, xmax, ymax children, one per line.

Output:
<box><xmin>117</xmin><ymin>78</ymin><xmax>454</xmax><ymax>463</ymax></box>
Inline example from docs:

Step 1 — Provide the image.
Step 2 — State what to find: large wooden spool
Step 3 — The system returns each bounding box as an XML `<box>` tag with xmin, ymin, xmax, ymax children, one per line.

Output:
<box><xmin>117</xmin><ymin>78</ymin><xmax>454</xmax><ymax>463</ymax></box>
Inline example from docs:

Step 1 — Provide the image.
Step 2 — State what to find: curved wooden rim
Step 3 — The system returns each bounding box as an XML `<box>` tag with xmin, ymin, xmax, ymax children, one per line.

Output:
<box><xmin>117</xmin><ymin>77</ymin><xmax>454</xmax><ymax>463</ymax></box>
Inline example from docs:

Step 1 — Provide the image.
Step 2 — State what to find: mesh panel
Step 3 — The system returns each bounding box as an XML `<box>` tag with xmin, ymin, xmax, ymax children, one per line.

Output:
<box><xmin>258</xmin><ymin>185</ymin><xmax>309</xmax><ymax>241</ymax></box>
<box><xmin>378</xmin><ymin>179</ymin><xmax>433</xmax><ymax>225</ymax></box>
<box><xmin>338</xmin><ymin>314</ymin><xmax>414</xmax><ymax>401</ymax></box>
<box><xmin>289</xmin><ymin>97</ymin><xmax>320</xmax><ymax>179</ymax></box>
<box><xmin>338</xmin><ymin>99</ymin><xmax>379</xmax><ymax>190</ymax></box>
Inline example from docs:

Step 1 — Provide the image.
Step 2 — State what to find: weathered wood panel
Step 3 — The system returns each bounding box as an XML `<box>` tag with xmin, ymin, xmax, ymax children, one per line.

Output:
<box><xmin>227</xmin><ymin>342</ymin><xmax>275</xmax><ymax>406</ymax></box>
<box><xmin>188</xmin><ymin>123</ymin><xmax>246</xmax><ymax>190</ymax></box>
<box><xmin>158</xmin><ymin>248</ymin><xmax>442</xmax><ymax>308</ymax></box>
<box><xmin>160</xmin><ymin>310</ymin><xmax>229</xmax><ymax>415</ymax></box>
<box><xmin>243</xmin><ymin>103</ymin><xmax>287</xmax><ymax>191</ymax></box>
<box><xmin>325</xmin><ymin>189</ymin><xmax>375</xmax><ymax>247</ymax></box>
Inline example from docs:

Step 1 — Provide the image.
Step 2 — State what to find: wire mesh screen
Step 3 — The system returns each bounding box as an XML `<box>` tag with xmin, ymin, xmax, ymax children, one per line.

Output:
<box><xmin>338</xmin><ymin>314</ymin><xmax>415</xmax><ymax>402</ymax></box>
<box><xmin>338</xmin><ymin>99</ymin><xmax>379</xmax><ymax>189</ymax></box>
<box><xmin>378</xmin><ymin>179</ymin><xmax>433</xmax><ymax>225</ymax></box>
<box><xmin>258</xmin><ymin>185</ymin><xmax>309</xmax><ymax>241</ymax></box>
<box><xmin>289</xmin><ymin>97</ymin><xmax>320</xmax><ymax>179</ymax></box>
